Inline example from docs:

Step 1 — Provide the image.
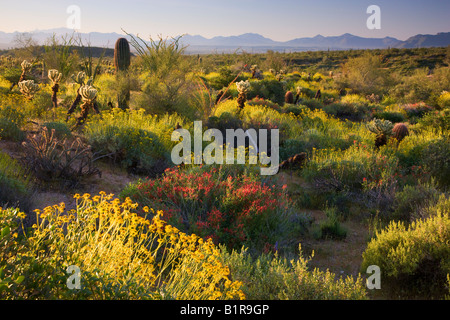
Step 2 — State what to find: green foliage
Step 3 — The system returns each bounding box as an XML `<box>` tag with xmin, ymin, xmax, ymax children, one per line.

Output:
<box><xmin>43</xmin><ymin>34</ymin><xmax>77</xmax><ymax>78</ymax></box>
<box><xmin>127</xmin><ymin>33</ymin><xmax>192</xmax><ymax>115</ymax></box>
<box><xmin>219</xmin><ymin>245</ymin><xmax>367</xmax><ymax>300</ymax></box>
<box><xmin>246</xmin><ymin>79</ymin><xmax>286</xmax><ymax>105</ymax></box>
<box><xmin>393</xmin><ymin>183</ymin><xmax>442</xmax><ymax>221</ymax></box>
<box><xmin>323</xmin><ymin>101</ymin><xmax>372</xmax><ymax>121</ymax></box>
<box><xmin>418</xmin><ymin>108</ymin><xmax>450</xmax><ymax>135</ymax></box>
<box><xmin>313</xmin><ymin>207</ymin><xmax>348</xmax><ymax>240</ymax></box>
<box><xmin>0</xmin><ymin>118</ymin><xmax>24</xmax><ymax>142</ymax></box>
<box><xmin>374</xmin><ymin>111</ymin><xmax>405</xmax><ymax>123</ymax></box>
<box><xmin>42</xmin><ymin>122</ymin><xmax>72</xmax><ymax>139</ymax></box>
<box><xmin>361</xmin><ymin>211</ymin><xmax>450</xmax><ymax>298</ymax></box>
<box><xmin>84</xmin><ymin>108</ymin><xmax>177</xmax><ymax>175</ymax></box>
<box><xmin>0</xmin><ymin>152</ymin><xmax>31</xmax><ymax>211</ymax></box>
<box><xmin>421</xmin><ymin>137</ymin><xmax>450</xmax><ymax>188</ymax></box>
<box><xmin>339</xmin><ymin>52</ymin><xmax>392</xmax><ymax>95</ymax></box>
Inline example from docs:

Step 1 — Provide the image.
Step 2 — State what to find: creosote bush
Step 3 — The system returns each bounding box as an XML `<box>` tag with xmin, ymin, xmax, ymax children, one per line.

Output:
<box><xmin>219</xmin><ymin>245</ymin><xmax>367</xmax><ymax>300</ymax></box>
<box><xmin>361</xmin><ymin>211</ymin><xmax>450</xmax><ymax>299</ymax></box>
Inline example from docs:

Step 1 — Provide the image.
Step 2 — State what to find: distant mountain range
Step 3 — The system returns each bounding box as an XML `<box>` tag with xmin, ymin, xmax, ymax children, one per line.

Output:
<box><xmin>0</xmin><ymin>28</ymin><xmax>449</xmax><ymax>53</ymax></box>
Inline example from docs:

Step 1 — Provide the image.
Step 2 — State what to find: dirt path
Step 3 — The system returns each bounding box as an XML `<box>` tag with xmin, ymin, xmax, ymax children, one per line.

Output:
<box><xmin>274</xmin><ymin>171</ymin><xmax>370</xmax><ymax>280</ymax></box>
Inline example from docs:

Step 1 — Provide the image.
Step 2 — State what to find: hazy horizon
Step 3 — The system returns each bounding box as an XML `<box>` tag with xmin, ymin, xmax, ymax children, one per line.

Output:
<box><xmin>0</xmin><ymin>0</ymin><xmax>449</xmax><ymax>42</ymax></box>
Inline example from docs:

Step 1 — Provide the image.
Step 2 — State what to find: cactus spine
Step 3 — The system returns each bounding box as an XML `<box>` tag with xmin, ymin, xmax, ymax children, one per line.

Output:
<box><xmin>114</xmin><ymin>38</ymin><xmax>131</xmax><ymax>110</ymax></box>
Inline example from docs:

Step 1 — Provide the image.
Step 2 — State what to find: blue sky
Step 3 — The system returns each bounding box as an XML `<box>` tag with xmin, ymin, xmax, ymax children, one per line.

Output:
<box><xmin>0</xmin><ymin>0</ymin><xmax>449</xmax><ymax>40</ymax></box>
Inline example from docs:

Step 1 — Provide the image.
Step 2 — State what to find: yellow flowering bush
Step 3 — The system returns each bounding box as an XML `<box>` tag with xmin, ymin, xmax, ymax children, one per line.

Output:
<box><xmin>1</xmin><ymin>194</ymin><xmax>244</xmax><ymax>300</ymax></box>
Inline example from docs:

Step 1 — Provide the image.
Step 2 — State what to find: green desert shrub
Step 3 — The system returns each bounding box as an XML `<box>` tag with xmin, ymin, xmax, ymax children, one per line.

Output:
<box><xmin>312</xmin><ymin>207</ymin><xmax>348</xmax><ymax>240</ymax></box>
<box><xmin>421</xmin><ymin>137</ymin><xmax>450</xmax><ymax>188</ymax></box>
<box><xmin>220</xmin><ymin>245</ymin><xmax>367</xmax><ymax>300</ymax></box>
<box><xmin>246</xmin><ymin>79</ymin><xmax>286</xmax><ymax>105</ymax></box>
<box><xmin>374</xmin><ymin>111</ymin><xmax>406</xmax><ymax>123</ymax></box>
<box><xmin>418</xmin><ymin>108</ymin><xmax>450</xmax><ymax>135</ymax></box>
<box><xmin>393</xmin><ymin>182</ymin><xmax>442</xmax><ymax>221</ymax></box>
<box><xmin>0</xmin><ymin>152</ymin><xmax>32</xmax><ymax>211</ymax></box>
<box><xmin>0</xmin><ymin>118</ymin><xmax>24</xmax><ymax>142</ymax></box>
<box><xmin>42</xmin><ymin>122</ymin><xmax>72</xmax><ymax>139</ymax></box>
<box><xmin>361</xmin><ymin>211</ymin><xmax>450</xmax><ymax>299</ymax></box>
<box><xmin>323</xmin><ymin>102</ymin><xmax>371</xmax><ymax>121</ymax></box>
<box><xmin>84</xmin><ymin>109</ymin><xmax>177</xmax><ymax>175</ymax></box>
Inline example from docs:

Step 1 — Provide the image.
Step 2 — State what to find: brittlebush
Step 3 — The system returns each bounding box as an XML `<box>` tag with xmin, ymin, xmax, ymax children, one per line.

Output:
<box><xmin>0</xmin><ymin>194</ymin><xmax>244</xmax><ymax>300</ymax></box>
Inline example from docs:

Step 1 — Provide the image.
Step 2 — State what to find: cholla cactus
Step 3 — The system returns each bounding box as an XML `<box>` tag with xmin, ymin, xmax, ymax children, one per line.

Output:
<box><xmin>80</xmin><ymin>85</ymin><xmax>98</xmax><ymax>103</ymax></box>
<box><xmin>72</xmin><ymin>71</ymin><xmax>86</xmax><ymax>85</ymax></box>
<box><xmin>11</xmin><ymin>60</ymin><xmax>33</xmax><ymax>90</ymax></box>
<box><xmin>48</xmin><ymin>69</ymin><xmax>62</xmax><ymax>84</ymax></box>
<box><xmin>67</xmin><ymin>72</ymin><xmax>88</xmax><ymax>121</ymax></box>
<box><xmin>236</xmin><ymin>80</ymin><xmax>250</xmax><ymax>109</ymax></box>
<box><xmin>236</xmin><ymin>80</ymin><xmax>250</xmax><ymax>94</ymax></box>
<box><xmin>367</xmin><ymin>119</ymin><xmax>394</xmax><ymax>148</ymax></box>
<box><xmin>18</xmin><ymin>80</ymin><xmax>39</xmax><ymax>100</ymax></box>
<box><xmin>21</xmin><ymin>60</ymin><xmax>32</xmax><ymax>73</ymax></box>
<box><xmin>295</xmin><ymin>86</ymin><xmax>302</xmax><ymax>104</ymax></box>
<box><xmin>71</xmin><ymin>85</ymin><xmax>99</xmax><ymax>128</ymax></box>
<box><xmin>48</xmin><ymin>69</ymin><xmax>62</xmax><ymax>109</ymax></box>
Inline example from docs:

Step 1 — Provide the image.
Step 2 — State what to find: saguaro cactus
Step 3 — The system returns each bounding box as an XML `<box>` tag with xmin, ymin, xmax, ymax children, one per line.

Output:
<box><xmin>48</xmin><ymin>69</ymin><xmax>62</xmax><ymax>109</ymax></box>
<box><xmin>114</xmin><ymin>38</ymin><xmax>131</xmax><ymax>110</ymax></box>
<box><xmin>114</xmin><ymin>38</ymin><xmax>131</xmax><ymax>72</ymax></box>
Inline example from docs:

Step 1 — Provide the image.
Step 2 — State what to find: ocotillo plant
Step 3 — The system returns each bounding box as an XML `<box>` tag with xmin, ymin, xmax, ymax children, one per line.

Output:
<box><xmin>67</xmin><ymin>71</ymin><xmax>86</xmax><ymax>121</ymax></box>
<box><xmin>48</xmin><ymin>69</ymin><xmax>62</xmax><ymax>109</ymax></box>
<box><xmin>114</xmin><ymin>38</ymin><xmax>131</xmax><ymax>110</ymax></box>
<box><xmin>236</xmin><ymin>80</ymin><xmax>250</xmax><ymax>109</ymax></box>
<box><xmin>18</xmin><ymin>80</ymin><xmax>39</xmax><ymax>100</ymax></box>
<box><xmin>73</xmin><ymin>85</ymin><xmax>98</xmax><ymax>128</ymax></box>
